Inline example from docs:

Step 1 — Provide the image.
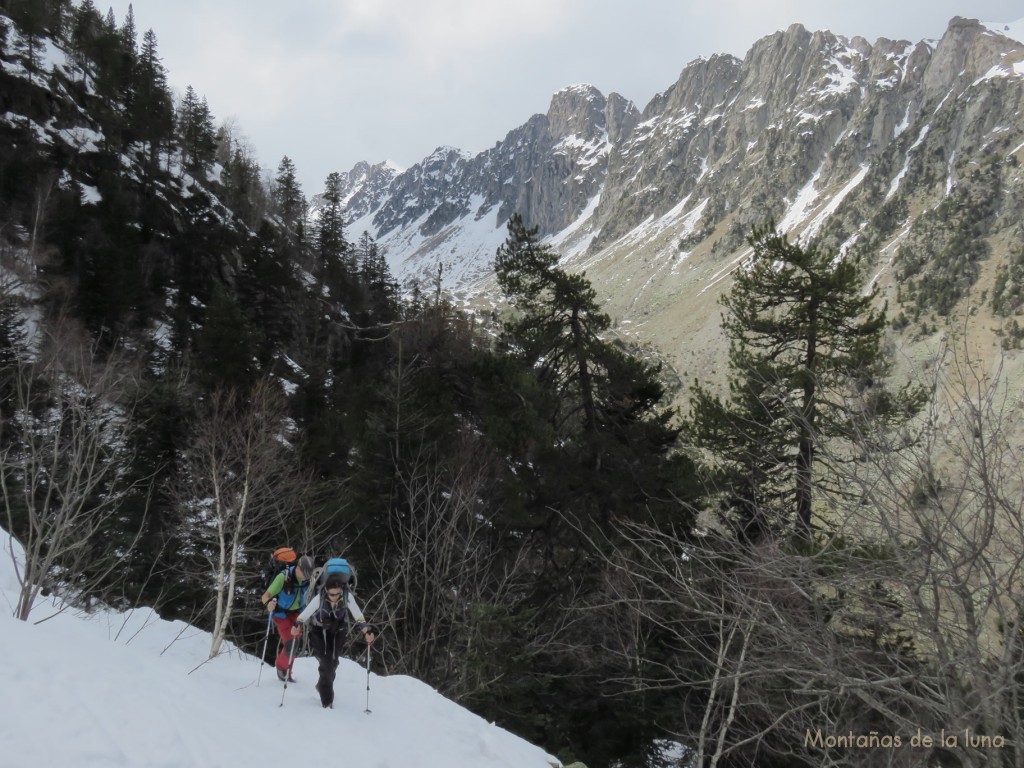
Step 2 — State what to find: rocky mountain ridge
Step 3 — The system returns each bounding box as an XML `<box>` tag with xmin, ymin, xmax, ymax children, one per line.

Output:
<box><xmin>340</xmin><ymin>16</ymin><xmax>1024</xmax><ymax>391</ymax></box>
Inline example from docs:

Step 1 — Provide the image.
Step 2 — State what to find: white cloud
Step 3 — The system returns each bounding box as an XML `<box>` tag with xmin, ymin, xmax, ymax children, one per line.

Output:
<box><xmin>177</xmin><ymin>31</ymin><xmax>329</xmax><ymax>124</ymax></box>
<box><xmin>332</xmin><ymin>0</ymin><xmax>584</xmax><ymax>71</ymax></box>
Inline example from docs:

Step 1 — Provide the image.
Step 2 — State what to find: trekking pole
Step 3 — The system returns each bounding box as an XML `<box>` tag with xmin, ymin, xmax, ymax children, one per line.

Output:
<box><xmin>364</xmin><ymin>642</ymin><xmax>372</xmax><ymax>714</ymax></box>
<box><xmin>256</xmin><ymin>611</ymin><xmax>273</xmax><ymax>687</ymax></box>
<box><xmin>279</xmin><ymin>637</ymin><xmax>298</xmax><ymax>707</ymax></box>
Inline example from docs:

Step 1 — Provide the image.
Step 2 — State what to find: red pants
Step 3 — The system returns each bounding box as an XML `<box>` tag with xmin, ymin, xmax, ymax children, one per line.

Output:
<box><xmin>272</xmin><ymin>614</ymin><xmax>302</xmax><ymax>672</ymax></box>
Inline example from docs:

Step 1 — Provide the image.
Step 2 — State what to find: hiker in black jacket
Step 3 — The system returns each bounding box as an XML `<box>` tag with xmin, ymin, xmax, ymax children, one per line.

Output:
<box><xmin>293</xmin><ymin>573</ymin><xmax>376</xmax><ymax>708</ymax></box>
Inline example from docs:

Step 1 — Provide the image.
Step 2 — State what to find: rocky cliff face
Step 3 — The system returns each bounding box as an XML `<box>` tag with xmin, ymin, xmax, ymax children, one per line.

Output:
<box><xmin>336</xmin><ymin>160</ymin><xmax>402</xmax><ymax>222</ymax></box>
<box><xmin>343</xmin><ymin>83</ymin><xmax>636</xmax><ymax>286</ymax></box>
<box><xmin>340</xmin><ymin>16</ymin><xmax>1024</xmax><ymax>385</ymax></box>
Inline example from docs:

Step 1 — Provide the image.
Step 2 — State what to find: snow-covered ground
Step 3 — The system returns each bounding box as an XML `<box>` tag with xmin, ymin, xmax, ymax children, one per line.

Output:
<box><xmin>0</xmin><ymin>528</ymin><xmax>559</xmax><ymax>768</ymax></box>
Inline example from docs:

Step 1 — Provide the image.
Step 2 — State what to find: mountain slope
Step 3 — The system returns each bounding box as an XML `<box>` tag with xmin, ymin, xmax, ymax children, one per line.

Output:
<box><xmin>342</xmin><ymin>16</ymin><xmax>1024</xmax><ymax>389</ymax></box>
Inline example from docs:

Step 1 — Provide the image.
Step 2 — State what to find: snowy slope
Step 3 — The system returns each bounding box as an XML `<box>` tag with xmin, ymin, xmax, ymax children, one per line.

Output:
<box><xmin>0</xmin><ymin>528</ymin><xmax>560</xmax><ymax>768</ymax></box>
<box><xmin>982</xmin><ymin>17</ymin><xmax>1024</xmax><ymax>45</ymax></box>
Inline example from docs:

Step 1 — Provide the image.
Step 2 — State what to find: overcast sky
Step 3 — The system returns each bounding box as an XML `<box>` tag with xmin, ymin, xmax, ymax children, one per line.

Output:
<box><xmin>105</xmin><ymin>1</ymin><xmax>1023</xmax><ymax>195</ymax></box>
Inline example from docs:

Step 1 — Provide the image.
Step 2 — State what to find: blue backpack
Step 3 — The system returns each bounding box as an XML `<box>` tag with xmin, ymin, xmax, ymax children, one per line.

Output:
<box><xmin>318</xmin><ymin>557</ymin><xmax>356</xmax><ymax>590</ymax></box>
<box><xmin>308</xmin><ymin>557</ymin><xmax>357</xmax><ymax>628</ymax></box>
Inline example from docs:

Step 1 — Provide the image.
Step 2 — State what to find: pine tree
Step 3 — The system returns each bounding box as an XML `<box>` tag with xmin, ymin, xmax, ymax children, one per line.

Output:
<box><xmin>119</xmin><ymin>3</ymin><xmax>136</xmax><ymax>56</ymax></box>
<box><xmin>69</xmin><ymin>0</ymin><xmax>101</xmax><ymax>85</ymax></box>
<box><xmin>490</xmin><ymin>216</ymin><xmax>699</xmax><ymax>761</ymax></box>
<box><xmin>495</xmin><ymin>213</ymin><xmax>609</xmax><ymax>436</ymax></box>
<box><xmin>191</xmin><ymin>286</ymin><xmax>262</xmax><ymax>392</ymax></box>
<box><xmin>219</xmin><ymin>139</ymin><xmax>266</xmax><ymax>227</ymax></box>
<box><xmin>177</xmin><ymin>85</ymin><xmax>216</xmax><ymax>176</ymax></box>
<box><xmin>195</xmin><ymin>98</ymin><xmax>216</xmax><ymax>168</ymax></box>
<box><xmin>237</xmin><ymin>221</ymin><xmax>300</xmax><ymax>362</ymax></box>
<box><xmin>316</xmin><ymin>171</ymin><xmax>345</xmax><ymax>262</ymax></box>
<box><xmin>272</xmin><ymin>156</ymin><xmax>305</xmax><ymax>247</ymax></box>
<box><xmin>7</xmin><ymin>0</ymin><xmax>51</xmax><ymax>84</ymax></box>
<box><xmin>176</xmin><ymin>85</ymin><xmax>199</xmax><ymax>173</ymax></box>
<box><xmin>356</xmin><ymin>231</ymin><xmax>399</xmax><ymax>321</ymax></box>
<box><xmin>313</xmin><ymin>171</ymin><xmax>352</xmax><ymax>303</ymax></box>
<box><xmin>90</xmin><ymin>6</ymin><xmax>135</xmax><ymax>127</ymax></box>
<box><xmin>132</xmin><ymin>28</ymin><xmax>173</xmax><ymax>169</ymax></box>
<box><xmin>687</xmin><ymin>224</ymin><xmax>926</xmax><ymax>539</ymax></box>
<box><xmin>495</xmin><ymin>213</ymin><xmax>693</xmax><ymax>531</ymax></box>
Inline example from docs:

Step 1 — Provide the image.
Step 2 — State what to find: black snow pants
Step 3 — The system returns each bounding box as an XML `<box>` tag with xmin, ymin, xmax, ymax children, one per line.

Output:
<box><xmin>309</xmin><ymin>625</ymin><xmax>346</xmax><ymax>707</ymax></box>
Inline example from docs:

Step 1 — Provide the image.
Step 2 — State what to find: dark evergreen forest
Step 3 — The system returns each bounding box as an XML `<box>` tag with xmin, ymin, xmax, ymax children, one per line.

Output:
<box><xmin>3</xmin><ymin>4</ymin><xmax>1024</xmax><ymax>768</ymax></box>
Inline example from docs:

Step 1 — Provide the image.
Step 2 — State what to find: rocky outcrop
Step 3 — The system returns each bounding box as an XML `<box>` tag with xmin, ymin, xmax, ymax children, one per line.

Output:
<box><xmin>345</xmin><ymin>83</ymin><xmax>635</xmax><ymax>285</ymax></box>
<box><xmin>336</xmin><ymin>160</ymin><xmax>401</xmax><ymax>222</ymax></box>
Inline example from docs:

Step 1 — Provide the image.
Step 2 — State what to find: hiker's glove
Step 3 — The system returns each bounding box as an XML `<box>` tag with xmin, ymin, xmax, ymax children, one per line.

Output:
<box><xmin>291</xmin><ymin>623</ymin><xmax>303</xmax><ymax>638</ymax></box>
<box><xmin>264</xmin><ymin>598</ymin><xmax>277</xmax><ymax>613</ymax></box>
<box><xmin>363</xmin><ymin>626</ymin><xmax>377</xmax><ymax>645</ymax></box>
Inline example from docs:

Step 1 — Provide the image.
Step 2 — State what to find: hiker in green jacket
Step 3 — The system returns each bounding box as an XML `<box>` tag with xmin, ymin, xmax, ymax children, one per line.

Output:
<box><xmin>261</xmin><ymin>555</ymin><xmax>314</xmax><ymax>682</ymax></box>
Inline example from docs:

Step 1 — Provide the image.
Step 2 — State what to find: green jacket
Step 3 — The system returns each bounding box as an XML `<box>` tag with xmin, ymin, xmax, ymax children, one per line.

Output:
<box><xmin>266</xmin><ymin>568</ymin><xmax>310</xmax><ymax>616</ymax></box>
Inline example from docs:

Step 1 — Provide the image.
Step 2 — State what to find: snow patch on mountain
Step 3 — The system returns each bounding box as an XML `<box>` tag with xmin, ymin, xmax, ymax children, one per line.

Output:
<box><xmin>981</xmin><ymin>18</ymin><xmax>1024</xmax><ymax>45</ymax></box>
<box><xmin>803</xmin><ymin>164</ymin><xmax>871</xmax><ymax>240</ymax></box>
<box><xmin>548</xmin><ymin>192</ymin><xmax>602</xmax><ymax>258</ymax></box>
<box><xmin>370</xmin><ymin>195</ymin><xmax>510</xmax><ymax>289</ymax></box>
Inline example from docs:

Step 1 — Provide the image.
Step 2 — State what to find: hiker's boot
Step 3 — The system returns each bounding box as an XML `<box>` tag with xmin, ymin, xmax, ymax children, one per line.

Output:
<box><xmin>316</xmin><ymin>681</ymin><xmax>333</xmax><ymax>709</ymax></box>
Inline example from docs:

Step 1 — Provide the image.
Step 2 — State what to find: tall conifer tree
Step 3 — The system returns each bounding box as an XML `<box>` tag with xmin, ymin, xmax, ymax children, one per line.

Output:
<box><xmin>687</xmin><ymin>224</ymin><xmax>926</xmax><ymax>539</ymax></box>
<box><xmin>495</xmin><ymin>214</ymin><xmax>692</xmax><ymax>531</ymax></box>
<box><xmin>313</xmin><ymin>171</ymin><xmax>351</xmax><ymax>302</ymax></box>
<box><xmin>273</xmin><ymin>156</ymin><xmax>305</xmax><ymax>248</ymax></box>
<box><xmin>133</xmin><ymin>28</ymin><xmax>173</xmax><ymax>168</ymax></box>
<box><xmin>177</xmin><ymin>85</ymin><xmax>216</xmax><ymax>176</ymax></box>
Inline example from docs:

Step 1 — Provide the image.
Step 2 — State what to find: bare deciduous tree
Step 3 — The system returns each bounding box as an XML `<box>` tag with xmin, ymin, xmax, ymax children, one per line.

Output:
<box><xmin>830</xmin><ymin>345</ymin><xmax>1024</xmax><ymax>767</ymax></box>
<box><xmin>371</xmin><ymin>428</ymin><xmax>536</xmax><ymax>701</ymax></box>
<box><xmin>1</xmin><ymin>327</ymin><xmax>145</xmax><ymax>621</ymax></box>
<box><xmin>169</xmin><ymin>380</ymin><xmax>309</xmax><ymax>658</ymax></box>
<box><xmin>585</xmin><ymin>343</ymin><xmax>1024</xmax><ymax>767</ymax></box>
